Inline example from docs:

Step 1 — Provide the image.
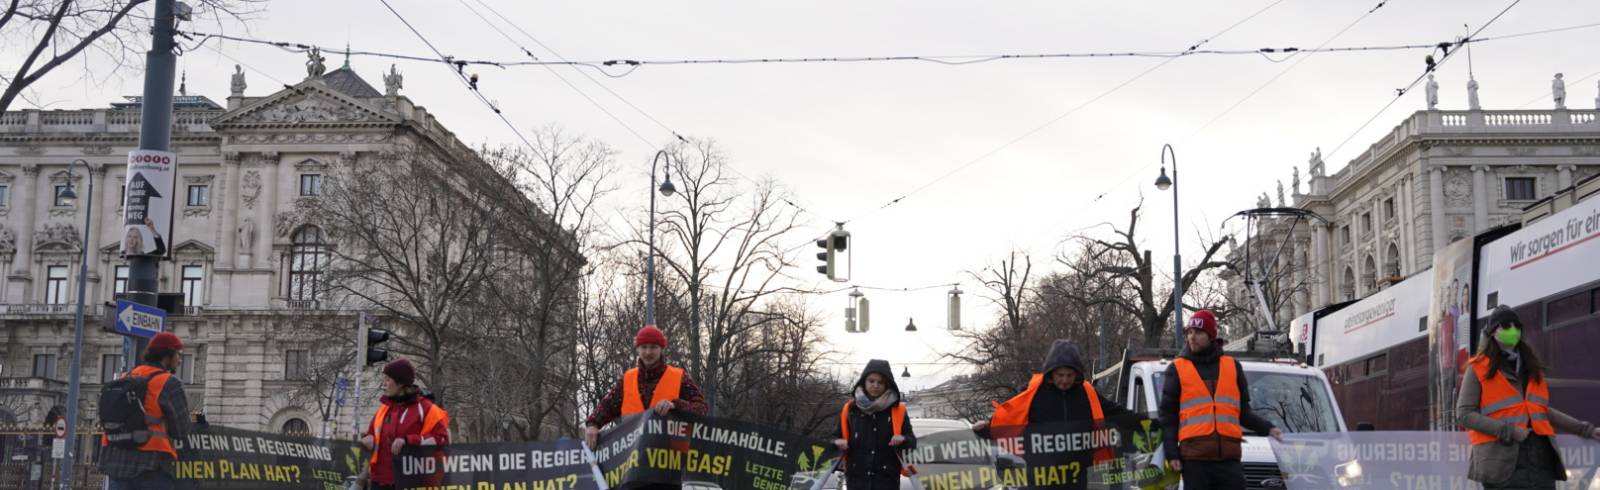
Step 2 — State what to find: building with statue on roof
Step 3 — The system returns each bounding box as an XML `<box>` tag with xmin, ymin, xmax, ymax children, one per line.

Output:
<box><xmin>1225</xmin><ymin>73</ymin><xmax>1600</xmax><ymax>333</ymax></box>
<box><xmin>0</xmin><ymin>55</ymin><xmax>579</xmax><ymax>445</ymax></box>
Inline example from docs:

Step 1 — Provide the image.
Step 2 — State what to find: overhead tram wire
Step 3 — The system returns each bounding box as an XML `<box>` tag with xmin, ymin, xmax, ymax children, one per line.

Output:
<box><xmin>1325</xmin><ymin>0</ymin><xmax>1525</xmax><ymax>162</ymax></box>
<box><xmin>1039</xmin><ymin>0</ymin><xmax>1396</xmax><ymax>246</ymax></box>
<box><xmin>456</xmin><ymin>0</ymin><xmax>829</xmax><ymax>219</ymax></box>
<box><xmin>374</xmin><ymin>0</ymin><xmax>636</xmax><ymax>244</ymax></box>
<box><xmin>836</xmin><ymin>0</ymin><xmax>1291</xmax><ymax>227</ymax></box>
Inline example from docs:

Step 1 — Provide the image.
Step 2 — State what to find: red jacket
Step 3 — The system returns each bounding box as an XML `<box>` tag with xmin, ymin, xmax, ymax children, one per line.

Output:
<box><xmin>364</xmin><ymin>394</ymin><xmax>450</xmax><ymax>485</ymax></box>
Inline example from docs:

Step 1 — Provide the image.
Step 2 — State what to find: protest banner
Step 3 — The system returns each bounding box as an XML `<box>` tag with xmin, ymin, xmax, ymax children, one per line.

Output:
<box><xmin>902</xmin><ymin>414</ymin><xmax>1177</xmax><ymax>490</ymax></box>
<box><xmin>172</xmin><ymin>425</ymin><xmax>363</xmax><ymax>490</ymax></box>
<box><xmin>394</xmin><ymin>437</ymin><xmax>600</xmax><ymax>490</ymax></box>
<box><xmin>591</xmin><ymin>412</ymin><xmax>840</xmax><ymax>490</ymax></box>
<box><xmin>1273</xmin><ymin>431</ymin><xmax>1600</xmax><ymax>489</ymax></box>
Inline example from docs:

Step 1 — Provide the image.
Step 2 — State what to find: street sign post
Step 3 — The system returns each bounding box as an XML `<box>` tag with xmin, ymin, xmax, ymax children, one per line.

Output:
<box><xmin>113</xmin><ymin>300</ymin><xmax>165</xmax><ymax>338</ymax></box>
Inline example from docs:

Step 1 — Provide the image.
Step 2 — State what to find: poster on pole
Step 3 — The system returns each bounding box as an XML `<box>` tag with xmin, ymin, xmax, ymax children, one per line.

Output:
<box><xmin>123</xmin><ymin>149</ymin><xmax>176</xmax><ymax>257</ymax></box>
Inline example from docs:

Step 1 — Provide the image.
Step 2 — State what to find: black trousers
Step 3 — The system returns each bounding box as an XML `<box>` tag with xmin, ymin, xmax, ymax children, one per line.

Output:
<box><xmin>1179</xmin><ymin>460</ymin><xmax>1246</xmax><ymax>490</ymax></box>
<box><xmin>845</xmin><ymin>473</ymin><xmax>900</xmax><ymax>490</ymax></box>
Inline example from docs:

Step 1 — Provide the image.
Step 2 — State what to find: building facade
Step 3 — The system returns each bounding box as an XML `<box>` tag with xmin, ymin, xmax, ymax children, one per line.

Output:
<box><xmin>1231</xmin><ymin>74</ymin><xmax>1600</xmax><ymax>327</ymax></box>
<box><xmin>0</xmin><ymin>60</ymin><xmax>553</xmax><ymax>437</ymax></box>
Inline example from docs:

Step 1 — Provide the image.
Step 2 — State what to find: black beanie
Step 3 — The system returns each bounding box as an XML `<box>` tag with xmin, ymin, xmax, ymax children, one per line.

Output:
<box><xmin>1486</xmin><ymin>306</ymin><xmax>1522</xmax><ymax>331</ymax></box>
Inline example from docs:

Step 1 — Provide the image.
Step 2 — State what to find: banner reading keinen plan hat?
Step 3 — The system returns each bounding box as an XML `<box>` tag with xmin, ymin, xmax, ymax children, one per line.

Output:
<box><xmin>394</xmin><ymin>437</ymin><xmax>602</xmax><ymax>490</ymax></box>
<box><xmin>173</xmin><ymin>425</ymin><xmax>363</xmax><ymax>489</ymax></box>
<box><xmin>905</xmin><ymin>414</ymin><xmax>1178</xmax><ymax>490</ymax></box>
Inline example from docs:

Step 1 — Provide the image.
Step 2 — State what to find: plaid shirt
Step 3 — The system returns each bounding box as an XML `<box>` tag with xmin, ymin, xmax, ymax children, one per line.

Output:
<box><xmin>96</xmin><ymin>363</ymin><xmax>192</xmax><ymax>479</ymax></box>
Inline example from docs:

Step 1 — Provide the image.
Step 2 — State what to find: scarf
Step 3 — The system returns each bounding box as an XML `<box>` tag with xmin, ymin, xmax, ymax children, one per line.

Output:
<box><xmin>853</xmin><ymin>387</ymin><xmax>900</xmax><ymax>414</ymax></box>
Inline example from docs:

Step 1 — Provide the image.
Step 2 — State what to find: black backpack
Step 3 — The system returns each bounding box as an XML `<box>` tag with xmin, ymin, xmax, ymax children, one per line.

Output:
<box><xmin>99</xmin><ymin>369</ymin><xmax>164</xmax><ymax>448</ymax></box>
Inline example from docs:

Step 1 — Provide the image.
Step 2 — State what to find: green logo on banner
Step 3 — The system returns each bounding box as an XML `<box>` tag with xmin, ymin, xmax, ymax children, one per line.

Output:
<box><xmin>1133</xmin><ymin>419</ymin><xmax>1162</xmax><ymax>453</ymax></box>
<box><xmin>797</xmin><ymin>445</ymin><xmax>829</xmax><ymax>472</ymax></box>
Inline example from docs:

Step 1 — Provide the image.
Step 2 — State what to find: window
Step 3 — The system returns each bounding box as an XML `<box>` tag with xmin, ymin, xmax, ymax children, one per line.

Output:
<box><xmin>181</xmin><ymin>265</ymin><xmax>205</xmax><ymax>306</ymax></box>
<box><xmin>281</xmin><ymin>418</ymin><xmax>310</xmax><ymax>435</ymax></box>
<box><xmin>101</xmin><ymin>354</ymin><xmax>124</xmax><ymax>382</ymax></box>
<box><xmin>186</xmin><ymin>184</ymin><xmax>210</xmax><ymax>206</ymax></box>
<box><xmin>53</xmin><ymin>184</ymin><xmax>71</xmax><ymax>206</ymax></box>
<box><xmin>45</xmin><ymin>265</ymin><xmax>69</xmax><ymax>304</ymax></box>
<box><xmin>284</xmin><ymin>350</ymin><xmax>307</xmax><ymax>380</ymax></box>
<box><xmin>1361</xmin><ymin>213</ymin><xmax>1373</xmax><ymax>235</ymax></box>
<box><xmin>113</xmin><ymin>265</ymin><xmax>129</xmax><ymax>295</ymax></box>
<box><xmin>289</xmin><ymin>227</ymin><xmax>326</xmax><ymax>301</ymax></box>
<box><xmin>299</xmin><ymin>174</ymin><xmax>322</xmax><ymax>196</ymax></box>
<box><xmin>1383</xmin><ymin>198</ymin><xmax>1395</xmax><ymax>222</ymax></box>
<box><xmin>1505</xmin><ymin>177</ymin><xmax>1537</xmax><ymax>201</ymax></box>
<box><xmin>0</xmin><ymin>184</ymin><xmax>9</xmax><ymax>207</ymax></box>
<box><xmin>1340</xmin><ymin>225</ymin><xmax>1352</xmax><ymax>247</ymax></box>
<box><xmin>118</xmin><ymin>184</ymin><xmax>126</xmax><ymax>208</ymax></box>
<box><xmin>1366</xmin><ymin>353</ymin><xmax>1388</xmax><ymax>377</ymax></box>
<box><xmin>1546</xmin><ymin>290</ymin><xmax>1593</xmax><ymax>328</ymax></box>
<box><xmin>178</xmin><ymin>354</ymin><xmax>197</xmax><ymax>383</ymax></box>
<box><xmin>32</xmin><ymin>354</ymin><xmax>57</xmax><ymax>379</ymax></box>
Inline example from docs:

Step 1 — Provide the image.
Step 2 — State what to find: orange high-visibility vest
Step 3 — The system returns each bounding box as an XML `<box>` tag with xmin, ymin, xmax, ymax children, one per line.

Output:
<box><xmin>1174</xmin><ymin>356</ymin><xmax>1244</xmax><ymax>442</ymax></box>
<box><xmin>622</xmin><ymin>366</ymin><xmax>683</xmax><ymax>416</ymax></box>
<box><xmin>99</xmin><ymin>365</ymin><xmax>177</xmax><ymax>459</ymax></box>
<box><xmin>369</xmin><ymin>401</ymin><xmax>449</xmax><ymax>466</ymax></box>
<box><xmin>840</xmin><ymin>400</ymin><xmax>911</xmax><ymax>476</ymax></box>
<box><xmin>1467</xmin><ymin>355</ymin><xmax>1555</xmax><ymax>445</ymax></box>
<box><xmin>989</xmin><ymin>375</ymin><xmax>1113</xmax><ymax>463</ymax></box>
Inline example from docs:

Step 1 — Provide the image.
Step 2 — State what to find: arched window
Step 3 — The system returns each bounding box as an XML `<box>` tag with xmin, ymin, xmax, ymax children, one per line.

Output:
<box><xmin>1385</xmin><ymin>242</ymin><xmax>1402</xmax><ymax>279</ymax></box>
<box><xmin>1362</xmin><ymin>255</ymin><xmax>1377</xmax><ymax>292</ymax></box>
<box><xmin>281</xmin><ymin>418</ymin><xmax>309</xmax><ymax>435</ymax></box>
<box><xmin>1342</xmin><ymin>267</ymin><xmax>1356</xmax><ymax>301</ymax></box>
<box><xmin>289</xmin><ymin>226</ymin><xmax>325</xmax><ymax>301</ymax></box>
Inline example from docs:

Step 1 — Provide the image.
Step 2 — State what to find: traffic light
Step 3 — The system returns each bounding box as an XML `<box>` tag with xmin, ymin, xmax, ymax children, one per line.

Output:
<box><xmin>358</xmin><ymin>324</ymin><xmax>392</xmax><ymax>366</ymax></box>
<box><xmin>815</xmin><ymin>223</ymin><xmax>851</xmax><ymax>282</ymax></box>
<box><xmin>815</xmin><ymin>238</ymin><xmax>836</xmax><ymax>280</ymax></box>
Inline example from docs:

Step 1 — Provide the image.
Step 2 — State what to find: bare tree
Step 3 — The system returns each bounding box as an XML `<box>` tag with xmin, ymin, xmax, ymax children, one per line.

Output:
<box><xmin>652</xmin><ymin>138</ymin><xmax>806</xmax><ymax>415</ymax></box>
<box><xmin>1060</xmin><ymin>203</ymin><xmax>1232</xmax><ymax>347</ymax></box>
<box><xmin>0</xmin><ymin>0</ymin><xmax>261</xmax><ymax>112</ymax></box>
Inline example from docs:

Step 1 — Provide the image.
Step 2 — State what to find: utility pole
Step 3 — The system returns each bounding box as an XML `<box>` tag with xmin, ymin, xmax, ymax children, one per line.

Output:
<box><xmin>59</xmin><ymin>2</ymin><xmax>179</xmax><ymax>489</ymax></box>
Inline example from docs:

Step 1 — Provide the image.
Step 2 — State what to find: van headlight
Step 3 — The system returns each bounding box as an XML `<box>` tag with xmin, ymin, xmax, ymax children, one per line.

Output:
<box><xmin>1335</xmin><ymin>460</ymin><xmax>1365</xmax><ymax>487</ymax></box>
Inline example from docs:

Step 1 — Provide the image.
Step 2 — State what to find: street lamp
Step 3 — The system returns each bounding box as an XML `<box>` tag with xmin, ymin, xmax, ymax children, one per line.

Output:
<box><xmin>1155</xmin><ymin>144</ymin><xmax>1183</xmax><ymax>350</ymax></box>
<box><xmin>57</xmin><ymin>158</ymin><xmax>94</xmax><ymax>489</ymax></box>
<box><xmin>646</xmin><ymin>150</ymin><xmax>676</xmax><ymax>326</ymax></box>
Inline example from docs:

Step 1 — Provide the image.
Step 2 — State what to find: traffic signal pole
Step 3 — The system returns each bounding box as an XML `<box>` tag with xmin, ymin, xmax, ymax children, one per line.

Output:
<box><xmin>59</xmin><ymin>1</ymin><xmax>177</xmax><ymax>488</ymax></box>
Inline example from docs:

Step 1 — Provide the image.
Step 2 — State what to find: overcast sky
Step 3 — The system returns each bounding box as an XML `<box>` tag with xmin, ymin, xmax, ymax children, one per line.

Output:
<box><xmin>8</xmin><ymin>0</ymin><xmax>1599</xmax><ymax>392</ymax></box>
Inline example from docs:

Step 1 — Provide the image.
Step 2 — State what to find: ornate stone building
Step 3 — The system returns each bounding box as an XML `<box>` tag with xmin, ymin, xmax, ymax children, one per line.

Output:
<box><xmin>1230</xmin><ymin>75</ymin><xmax>1600</xmax><ymax>327</ymax></box>
<box><xmin>0</xmin><ymin>60</ymin><xmax>560</xmax><ymax>437</ymax></box>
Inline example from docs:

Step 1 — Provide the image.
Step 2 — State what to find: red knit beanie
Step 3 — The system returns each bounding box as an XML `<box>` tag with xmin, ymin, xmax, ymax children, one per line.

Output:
<box><xmin>383</xmin><ymin>359</ymin><xmax>417</xmax><ymax>387</ymax></box>
<box><xmin>147</xmin><ymin>332</ymin><xmax>184</xmax><ymax>354</ymax></box>
<box><xmin>1186</xmin><ymin>310</ymin><xmax>1219</xmax><ymax>340</ymax></box>
<box><xmin>635</xmin><ymin>324</ymin><xmax>667</xmax><ymax>348</ymax></box>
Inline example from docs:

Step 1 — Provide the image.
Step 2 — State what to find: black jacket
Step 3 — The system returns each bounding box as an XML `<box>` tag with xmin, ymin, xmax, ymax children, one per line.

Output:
<box><xmin>1029</xmin><ymin>340</ymin><xmax>1133</xmax><ymax>423</ymax></box>
<box><xmin>832</xmin><ymin>359</ymin><xmax>917</xmax><ymax>480</ymax></box>
<box><xmin>1158</xmin><ymin>343</ymin><xmax>1276</xmax><ymax>461</ymax></box>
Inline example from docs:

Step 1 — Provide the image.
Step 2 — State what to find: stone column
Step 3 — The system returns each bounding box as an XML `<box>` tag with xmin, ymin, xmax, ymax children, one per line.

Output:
<box><xmin>1558</xmin><ymin>164</ymin><xmax>1575</xmax><ymax>190</ymax></box>
<box><xmin>11</xmin><ymin>164</ymin><xmax>40</xmax><ymax>277</ymax></box>
<box><xmin>1430</xmin><ymin>167</ymin><xmax>1447</xmax><ymax>253</ymax></box>
<box><xmin>217</xmin><ymin>153</ymin><xmax>240</xmax><ymax>269</ymax></box>
<box><xmin>1311</xmin><ymin>221</ymin><xmax>1329</xmax><ymax>308</ymax></box>
<box><xmin>255</xmin><ymin>152</ymin><xmax>279</xmax><ymax>266</ymax></box>
<box><xmin>1472</xmin><ymin>165</ymin><xmax>1490</xmax><ymax>232</ymax></box>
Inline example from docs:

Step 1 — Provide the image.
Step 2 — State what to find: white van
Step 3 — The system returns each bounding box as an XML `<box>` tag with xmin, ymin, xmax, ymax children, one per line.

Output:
<box><xmin>1093</xmin><ymin>344</ymin><xmax>1348</xmax><ymax>490</ymax></box>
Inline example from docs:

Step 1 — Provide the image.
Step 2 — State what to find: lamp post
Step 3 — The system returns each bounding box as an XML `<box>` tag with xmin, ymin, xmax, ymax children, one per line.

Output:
<box><xmin>646</xmin><ymin>150</ymin><xmax>676</xmax><ymax>326</ymax></box>
<box><xmin>1154</xmin><ymin>144</ymin><xmax>1183</xmax><ymax>350</ymax></box>
<box><xmin>56</xmin><ymin>158</ymin><xmax>94</xmax><ymax>489</ymax></box>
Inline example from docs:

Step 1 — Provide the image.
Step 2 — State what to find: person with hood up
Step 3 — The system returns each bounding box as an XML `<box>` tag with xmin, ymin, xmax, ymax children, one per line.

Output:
<box><xmin>361</xmin><ymin>359</ymin><xmax>450</xmax><ymax>490</ymax></box>
<box><xmin>972</xmin><ymin>339</ymin><xmax>1132</xmax><ymax>467</ymax></box>
<box><xmin>831</xmin><ymin>359</ymin><xmax>918</xmax><ymax>490</ymax></box>
<box><xmin>1458</xmin><ymin>306</ymin><xmax>1600</xmax><ymax>489</ymax></box>
<box><xmin>1158</xmin><ymin>309</ymin><xmax>1280</xmax><ymax>490</ymax></box>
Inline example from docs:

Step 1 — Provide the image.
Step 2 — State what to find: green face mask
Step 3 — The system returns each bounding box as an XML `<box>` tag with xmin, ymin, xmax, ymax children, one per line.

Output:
<box><xmin>1495</xmin><ymin>326</ymin><xmax>1521</xmax><ymax>349</ymax></box>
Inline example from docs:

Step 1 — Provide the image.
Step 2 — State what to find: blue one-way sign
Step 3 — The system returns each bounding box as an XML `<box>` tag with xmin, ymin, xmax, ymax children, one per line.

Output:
<box><xmin>114</xmin><ymin>300</ymin><xmax>165</xmax><ymax>338</ymax></box>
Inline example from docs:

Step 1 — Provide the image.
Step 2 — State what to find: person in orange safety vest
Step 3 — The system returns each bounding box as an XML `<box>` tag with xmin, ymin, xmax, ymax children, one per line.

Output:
<box><xmin>361</xmin><ymin>359</ymin><xmax>450</xmax><ymax>490</ymax></box>
<box><xmin>1157</xmin><ymin>310</ymin><xmax>1282</xmax><ymax>490</ymax></box>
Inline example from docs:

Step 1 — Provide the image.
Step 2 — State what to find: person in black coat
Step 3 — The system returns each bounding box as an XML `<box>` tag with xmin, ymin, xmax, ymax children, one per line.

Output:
<box><xmin>832</xmin><ymin>359</ymin><xmax>917</xmax><ymax>490</ymax></box>
<box><xmin>974</xmin><ymin>339</ymin><xmax>1134</xmax><ymax>432</ymax></box>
